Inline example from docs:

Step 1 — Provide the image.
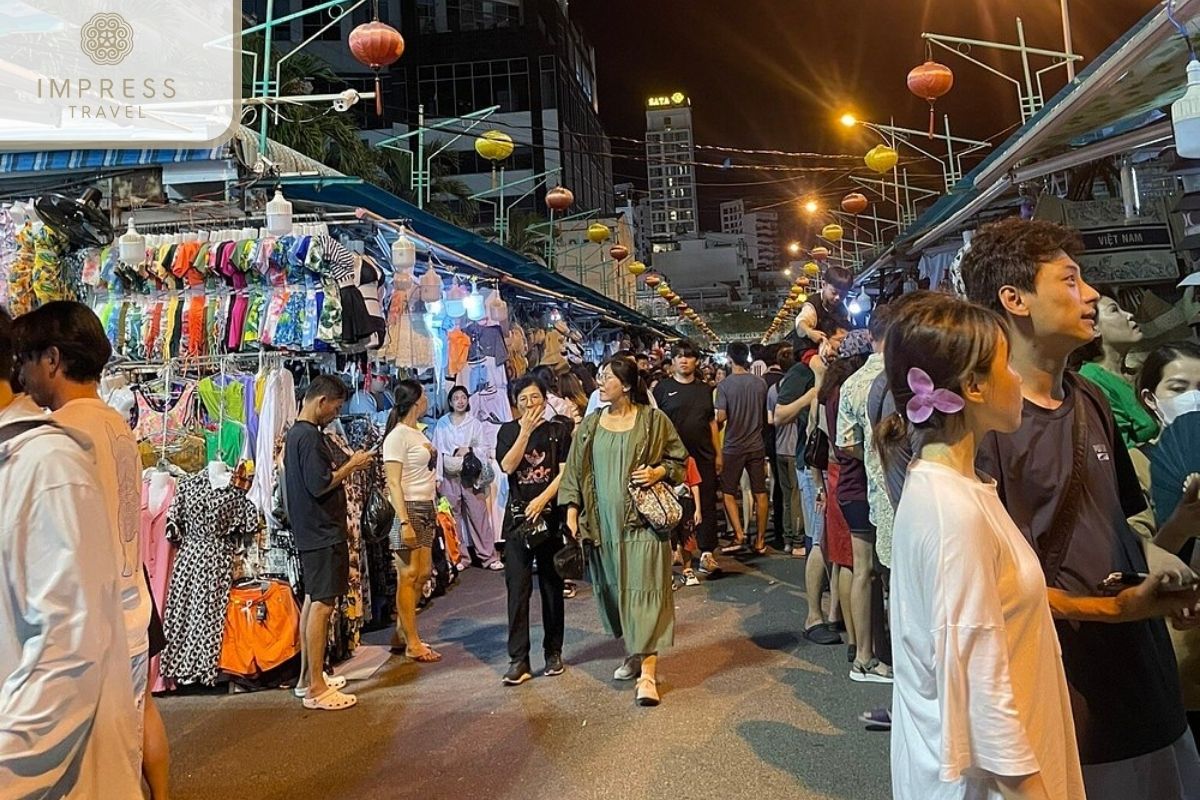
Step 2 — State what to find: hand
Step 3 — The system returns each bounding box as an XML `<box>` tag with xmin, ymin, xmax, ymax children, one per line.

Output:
<box><xmin>348</xmin><ymin>450</ymin><xmax>374</xmax><ymax>471</ymax></box>
<box><xmin>518</xmin><ymin>405</ymin><xmax>542</xmax><ymax>434</ymax></box>
<box><xmin>631</xmin><ymin>464</ymin><xmax>665</xmax><ymax>487</ymax></box>
<box><xmin>810</xmin><ymin>329</ymin><xmax>828</xmax><ymax>344</ymax></box>
<box><xmin>1145</xmin><ymin>542</ymin><xmax>1200</xmax><ymax>590</ymax></box>
<box><xmin>1114</xmin><ymin>574</ymin><xmax>1200</xmax><ymax>622</ymax></box>
<box><xmin>815</xmin><ymin>489</ymin><xmax>826</xmax><ymax>514</ymax></box>
<box><xmin>525</xmin><ymin>494</ymin><xmax>550</xmax><ymax>521</ymax></box>
<box><xmin>715</xmin><ymin>454</ymin><xmax>724</xmax><ymax>476</ymax></box>
<box><xmin>399</xmin><ymin>519</ymin><xmax>418</xmax><ymax>548</ymax></box>
<box><xmin>693</xmin><ymin>508</ymin><xmax>703</xmax><ymax>527</ymax></box>
<box><xmin>1172</xmin><ymin>602</ymin><xmax>1200</xmax><ymax>631</ymax></box>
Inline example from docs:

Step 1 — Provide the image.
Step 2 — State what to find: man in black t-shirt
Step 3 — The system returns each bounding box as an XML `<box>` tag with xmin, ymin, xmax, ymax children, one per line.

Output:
<box><xmin>963</xmin><ymin>219</ymin><xmax>1200</xmax><ymax>797</ymax></box>
<box><xmin>283</xmin><ymin>375</ymin><xmax>372</xmax><ymax>710</ymax></box>
<box><xmin>655</xmin><ymin>340</ymin><xmax>723</xmax><ymax>575</ymax></box>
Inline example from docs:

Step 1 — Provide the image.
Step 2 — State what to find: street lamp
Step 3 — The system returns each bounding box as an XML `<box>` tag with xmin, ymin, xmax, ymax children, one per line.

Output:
<box><xmin>803</xmin><ymin>200</ymin><xmax>820</xmax><ymax>215</ymax></box>
<box><xmin>839</xmin><ymin>113</ymin><xmax>858</xmax><ymax>128</ymax></box>
<box><xmin>787</xmin><ymin>241</ymin><xmax>802</xmax><ymax>256</ymax></box>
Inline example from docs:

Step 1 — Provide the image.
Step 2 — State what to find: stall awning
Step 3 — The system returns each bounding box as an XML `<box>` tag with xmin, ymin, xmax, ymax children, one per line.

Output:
<box><xmin>858</xmin><ymin>0</ymin><xmax>1200</xmax><ymax>283</ymax></box>
<box><xmin>278</xmin><ymin>176</ymin><xmax>683</xmax><ymax>340</ymax></box>
<box><xmin>0</xmin><ymin>144</ymin><xmax>228</xmax><ymax>175</ymax></box>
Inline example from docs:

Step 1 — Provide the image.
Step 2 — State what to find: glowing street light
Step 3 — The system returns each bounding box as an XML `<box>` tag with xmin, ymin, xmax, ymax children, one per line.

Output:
<box><xmin>787</xmin><ymin>241</ymin><xmax>802</xmax><ymax>255</ymax></box>
<box><xmin>839</xmin><ymin>113</ymin><xmax>858</xmax><ymax>128</ymax></box>
<box><xmin>803</xmin><ymin>200</ymin><xmax>820</xmax><ymax>215</ymax></box>
<box><xmin>783</xmin><ymin>267</ymin><xmax>792</xmax><ymax>277</ymax></box>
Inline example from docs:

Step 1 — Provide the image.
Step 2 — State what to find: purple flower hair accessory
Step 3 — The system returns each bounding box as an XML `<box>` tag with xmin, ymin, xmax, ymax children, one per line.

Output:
<box><xmin>905</xmin><ymin>367</ymin><xmax>965</xmax><ymax>424</ymax></box>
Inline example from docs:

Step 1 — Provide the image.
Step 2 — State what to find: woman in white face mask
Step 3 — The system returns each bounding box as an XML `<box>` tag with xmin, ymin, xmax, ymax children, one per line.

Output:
<box><xmin>1077</xmin><ymin>293</ymin><xmax>1158</xmax><ymax>448</ymax></box>
<box><xmin>1137</xmin><ymin>341</ymin><xmax>1200</xmax><ymax>754</ymax></box>
<box><xmin>1139</xmin><ymin>342</ymin><xmax>1200</xmax><ymax>428</ymax></box>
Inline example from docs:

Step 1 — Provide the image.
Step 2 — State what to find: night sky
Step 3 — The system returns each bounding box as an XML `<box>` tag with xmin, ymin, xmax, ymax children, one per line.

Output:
<box><xmin>572</xmin><ymin>0</ymin><xmax>1161</xmax><ymax>240</ymax></box>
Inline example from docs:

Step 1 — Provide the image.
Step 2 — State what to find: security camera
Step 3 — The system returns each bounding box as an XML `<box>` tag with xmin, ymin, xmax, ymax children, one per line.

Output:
<box><xmin>333</xmin><ymin>89</ymin><xmax>360</xmax><ymax>113</ymax></box>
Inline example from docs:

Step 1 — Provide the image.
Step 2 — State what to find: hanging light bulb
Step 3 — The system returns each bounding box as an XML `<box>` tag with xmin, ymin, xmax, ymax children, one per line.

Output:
<box><xmin>1174</xmin><ymin>59</ymin><xmax>1200</xmax><ymax>158</ymax></box>
<box><xmin>118</xmin><ymin>217</ymin><xmax>145</xmax><ymax>265</ymax></box>
<box><xmin>464</xmin><ymin>279</ymin><xmax>486</xmax><ymax>321</ymax></box>
<box><xmin>266</xmin><ymin>188</ymin><xmax>293</xmax><ymax>236</ymax></box>
<box><xmin>391</xmin><ymin>226</ymin><xmax>416</xmax><ymax>270</ymax></box>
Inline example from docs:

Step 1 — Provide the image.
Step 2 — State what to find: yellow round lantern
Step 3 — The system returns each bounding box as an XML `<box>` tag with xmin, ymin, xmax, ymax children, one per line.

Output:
<box><xmin>821</xmin><ymin>223</ymin><xmax>844</xmax><ymax>243</ymax></box>
<box><xmin>797</xmin><ymin>292</ymin><xmax>808</xmax><ymax>303</ymax></box>
<box><xmin>657</xmin><ymin>284</ymin><xmax>672</xmax><ymax>298</ymax></box>
<box><xmin>475</xmin><ymin>130</ymin><xmax>515</xmax><ymax>163</ymax></box>
<box><xmin>865</xmin><ymin>144</ymin><xmax>899</xmax><ymax>174</ymax></box>
<box><xmin>803</xmin><ymin>261</ymin><xmax>820</xmax><ymax>276</ymax></box>
<box><xmin>627</xmin><ymin>260</ymin><xmax>647</xmax><ymax>276</ymax></box>
<box><xmin>587</xmin><ymin>222</ymin><xmax>611</xmax><ymax>244</ymax></box>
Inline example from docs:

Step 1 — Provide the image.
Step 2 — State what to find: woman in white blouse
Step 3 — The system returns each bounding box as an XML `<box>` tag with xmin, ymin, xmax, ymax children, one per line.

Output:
<box><xmin>877</xmin><ymin>292</ymin><xmax>1085</xmax><ymax>800</ymax></box>
<box><xmin>431</xmin><ymin>386</ymin><xmax>498</xmax><ymax>570</ymax></box>
<box><xmin>383</xmin><ymin>380</ymin><xmax>442</xmax><ymax>663</ymax></box>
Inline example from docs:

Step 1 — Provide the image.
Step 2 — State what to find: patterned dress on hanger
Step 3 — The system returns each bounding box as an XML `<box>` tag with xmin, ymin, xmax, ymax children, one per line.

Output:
<box><xmin>161</xmin><ymin>472</ymin><xmax>262</xmax><ymax>686</ymax></box>
<box><xmin>326</xmin><ymin>433</ymin><xmax>369</xmax><ymax>660</ymax></box>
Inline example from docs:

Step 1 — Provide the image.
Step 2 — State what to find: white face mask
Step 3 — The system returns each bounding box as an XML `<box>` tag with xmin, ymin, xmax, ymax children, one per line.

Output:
<box><xmin>1157</xmin><ymin>389</ymin><xmax>1200</xmax><ymax>426</ymax></box>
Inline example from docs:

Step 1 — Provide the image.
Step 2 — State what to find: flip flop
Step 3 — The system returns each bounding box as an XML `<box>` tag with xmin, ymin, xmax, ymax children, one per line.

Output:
<box><xmin>302</xmin><ymin>687</ymin><xmax>357</xmax><ymax>711</ymax></box>
<box><xmin>407</xmin><ymin>646</ymin><xmax>442</xmax><ymax>663</ymax></box>
<box><xmin>803</xmin><ymin>623</ymin><xmax>842</xmax><ymax>645</ymax></box>
<box><xmin>293</xmin><ymin>673</ymin><xmax>347</xmax><ymax>698</ymax></box>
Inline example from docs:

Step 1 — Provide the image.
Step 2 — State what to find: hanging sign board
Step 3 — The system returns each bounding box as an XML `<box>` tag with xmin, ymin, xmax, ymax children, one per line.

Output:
<box><xmin>1035</xmin><ymin>196</ymin><xmax>1178</xmax><ymax>285</ymax></box>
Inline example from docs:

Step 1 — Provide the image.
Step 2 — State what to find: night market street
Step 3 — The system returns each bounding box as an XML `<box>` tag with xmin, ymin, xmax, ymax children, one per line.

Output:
<box><xmin>160</xmin><ymin>552</ymin><xmax>891</xmax><ymax>800</ymax></box>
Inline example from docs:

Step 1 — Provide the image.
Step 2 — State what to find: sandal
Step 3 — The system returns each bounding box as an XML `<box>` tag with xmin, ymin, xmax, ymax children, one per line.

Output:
<box><xmin>720</xmin><ymin>539</ymin><xmax>746</xmax><ymax>554</ymax></box>
<box><xmin>302</xmin><ymin>687</ymin><xmax>357</xmax><ymax>711</ymax></box>
<box><xmin>858</xmin><ymin>707</ymin><xmax>892</xmax><ymax>729</ymax></box>
<box><xmin>293</xmin><ymin>672</ymin><xmax>347</xmax><ymax>698</ymax></box>
<box><xmin>406</xmin><ymin>645</ymin><xmax>442</xmax><ymax>663</ymax></box>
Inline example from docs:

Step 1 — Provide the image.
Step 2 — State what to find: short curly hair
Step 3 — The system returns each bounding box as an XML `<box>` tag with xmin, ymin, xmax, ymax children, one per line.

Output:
<box><xmin>961</xmin><ymin>217</ymin><xmax>1083</xmax><ymax>317</ymax></box>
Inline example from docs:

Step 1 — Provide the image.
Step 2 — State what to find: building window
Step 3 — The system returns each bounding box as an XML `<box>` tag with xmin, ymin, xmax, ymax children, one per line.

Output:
<box><xmin>302</xmin><ymin>4</ymin><xmax>344</xmax><ymax>40</ymax></box>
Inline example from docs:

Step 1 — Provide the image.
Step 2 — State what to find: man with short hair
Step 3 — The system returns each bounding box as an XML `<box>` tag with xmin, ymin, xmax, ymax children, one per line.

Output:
<box><xmin>766</xmin><ymin>344</ymin><xmax>803</xmax><ymax>556</ymax></box>
<box><xmin>284</xmin><ymin>375</ymin><xmax>373</xmax><ymax>711</ymax></box>
<box><xmin>655</xmin><ymin>340</ymin><xmax>723</xmax><ymax>575</ymax></box>
<box><xmin>716</xmin><ymin>341</ymin><xmax>770</xmax><ymax>552</ymax></box>
<box><xmin>964</xmin><ymin>217</ymin><xmax>1200</xmax><ymax>799</ymax></box>
<box><xmin>793</xmin><ymin>266</ymin><xmax>852</xmax><ymax>354</ymax></box>
<box><xmin>0</xmin><ymin>308</ymin><xmax>142</xmax><ymax>797</ymax></box>
<box><xmin>15</xmin><ymin>300</ymin><xmax>171</xmax><ymax>797</ymax></box>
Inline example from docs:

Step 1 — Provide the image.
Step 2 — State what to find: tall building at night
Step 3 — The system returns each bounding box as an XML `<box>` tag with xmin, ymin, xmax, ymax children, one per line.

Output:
<box><xmin>645</xmin><ymin>92</ymin><xmax>699</xmax><ymax>248</ymax></box>
<box><xmin>245</xmin><ymin>0</ymin><xmax>614</xmax><ymax>225</ymax></box>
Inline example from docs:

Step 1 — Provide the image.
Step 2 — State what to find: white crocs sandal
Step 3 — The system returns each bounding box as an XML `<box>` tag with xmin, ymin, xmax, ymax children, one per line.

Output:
<box><xmin>302</xmin><ymin>687</ymin><xmax>357</xmax><ymax>711</ymax></box>
<box><xmin>293</xmin><ymin>673</ymin><xmax>347</xmax><ymax>698</ymax></box>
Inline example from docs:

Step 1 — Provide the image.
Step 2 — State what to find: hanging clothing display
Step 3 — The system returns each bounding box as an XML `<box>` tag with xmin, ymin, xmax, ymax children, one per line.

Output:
<box><xmin>161</xmin><ymin>471</ymin><xmax>262</xmax><ymax>686</ymax></box>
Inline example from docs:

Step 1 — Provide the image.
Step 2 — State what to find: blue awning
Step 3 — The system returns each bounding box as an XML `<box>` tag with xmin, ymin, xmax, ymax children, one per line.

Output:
<box><xmin>0</xmin><ymin>145</ymin><xmax>229</xmax><ymax>175</ymax></box>
<box><xmin>278</xmin><ymin>176</ymin><xmax>683</xmax><ymax>340</ymax></box>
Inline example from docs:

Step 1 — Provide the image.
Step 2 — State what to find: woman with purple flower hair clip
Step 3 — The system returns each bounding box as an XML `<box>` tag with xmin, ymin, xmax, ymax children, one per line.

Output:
<box><xmin>877</xmin><ymin>292</ymin><xmax>1087</xmax><ymax>800</ymax></box>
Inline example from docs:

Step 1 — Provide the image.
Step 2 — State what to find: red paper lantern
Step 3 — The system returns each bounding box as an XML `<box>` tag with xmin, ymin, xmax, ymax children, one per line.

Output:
<box><xmin>810</xmin><ymin>246</ymin><xmax>829</xmax><ymax>262</ymax></box>
<box><xmin>545</xmin><ymin>186</ymin><xmax>575</xmax><ymax>212</ymax></box>
<box><xmin>841</xmin><ymin>192</ymin><xmax>869</xmax><ymax>215</ymax></box>
<box><xmin>610</xmin><ymin>244</ymin><xmax>629</xmax><ymax>261</ymax></box>
<box><xmin>907</xmin><ymin>60</ymin><xmax>954</xmax><ymax>138</ymax></box>
<box><xmin>644</xmin><ymin>274</ymin><xmax>661</xmax><ymax>288</ymax></box>
<box><xmin>349</xmin><ymin>19</ymin><xmax>405</xmax><ymax>116</ymax></box>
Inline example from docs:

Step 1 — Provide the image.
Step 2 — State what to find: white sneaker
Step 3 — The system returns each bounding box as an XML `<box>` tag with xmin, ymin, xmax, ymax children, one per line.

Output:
<box><xmin>613</xmin><ymin>656</ymin><xmax>642</xmax><ymax>681</ymax></box>
<box><xmin>698</xmin><ymin>552</ymin><xmax>719</xmax><ymax>574</ymax></box>
<box><xmin>683</xmin><ymin>569</ymin><xmax>700</xmax><ymax>587</ymax></box>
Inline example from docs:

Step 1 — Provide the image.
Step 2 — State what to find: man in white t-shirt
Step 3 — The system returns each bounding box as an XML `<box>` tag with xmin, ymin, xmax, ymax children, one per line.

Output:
<box><xmin>15</xmin><ymin>301</ymin><xmax>169</xmax><ymax>799</ymax></box>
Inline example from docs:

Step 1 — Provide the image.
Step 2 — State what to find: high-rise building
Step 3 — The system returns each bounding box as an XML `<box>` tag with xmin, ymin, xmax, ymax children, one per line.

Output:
<box><xmin>247</xmin><ymin>0</ymin><xmax>614</xmax><ymax>224</ymax></box>
<box><xmin>720</xmin><ymin>199</ymin><xmax>744</xmax><ymax>234</ymax></box>
<box><xmin>645</xmin><ymin>92</ymin><xmax>699</xmax><ymax>247</ymax></box>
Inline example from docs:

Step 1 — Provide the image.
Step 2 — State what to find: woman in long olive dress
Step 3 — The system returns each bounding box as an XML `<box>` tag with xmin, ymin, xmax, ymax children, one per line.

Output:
<box><xmin>560</xmin><ymin>356</ymin><xmax>688</xmax><ymax>706</ymax></box>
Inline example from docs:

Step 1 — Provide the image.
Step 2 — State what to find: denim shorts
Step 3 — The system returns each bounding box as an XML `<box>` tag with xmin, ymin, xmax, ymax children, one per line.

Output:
<box><xmin>797</xmin><ymin>464</ymin><xmax>825</xmax><ymax>549</ymax></box>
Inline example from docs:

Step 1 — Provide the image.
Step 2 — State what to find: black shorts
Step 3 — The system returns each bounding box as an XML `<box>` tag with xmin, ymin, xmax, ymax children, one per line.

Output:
<box><xmin>839</xmin><ymin>499</ymin><xmax>876</xmax><ymax>541</ymax></box>
<box><xmin>300</xmin><ymin>542</ymin><xmax>350</xmax><ymax>602</ymax></box>
<box><xmin>720</xmin><ymin>449</ymin><xmax>768</xmax><ymax>495</ymax></box>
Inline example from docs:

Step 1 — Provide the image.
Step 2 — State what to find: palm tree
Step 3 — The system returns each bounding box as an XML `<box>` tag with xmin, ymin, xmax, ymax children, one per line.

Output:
<box><xmin>494</xmin><ymin>209</ymin><xmax>548</xmax><ymax>263</ymax></box>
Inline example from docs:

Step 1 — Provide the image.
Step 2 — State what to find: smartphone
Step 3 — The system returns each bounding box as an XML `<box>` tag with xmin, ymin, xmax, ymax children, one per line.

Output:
<box><xmin>1098</xmin><ymin>571</ymin><xmax>1200</xmax><ymax>595</ymax></box>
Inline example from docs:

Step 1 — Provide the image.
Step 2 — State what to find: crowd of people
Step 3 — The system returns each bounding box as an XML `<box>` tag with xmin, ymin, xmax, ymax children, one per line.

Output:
<box><xmin>6</xmin><ymin>218</ymin><xmax>1200</xmax><ymax>798</ymax></box>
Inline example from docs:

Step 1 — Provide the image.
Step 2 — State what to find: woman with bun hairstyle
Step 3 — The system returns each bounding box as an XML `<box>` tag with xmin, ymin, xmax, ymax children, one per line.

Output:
<box><xmin>878</xmin><ymin>292</ymin><xmax>1085</xmax><ymax>800</ymax></box>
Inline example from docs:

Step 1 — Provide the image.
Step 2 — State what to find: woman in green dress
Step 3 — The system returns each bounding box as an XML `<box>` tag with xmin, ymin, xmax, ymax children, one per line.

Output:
<box><xmin>560</xmin><ymin>356</ymin><xmax>688</xmax><ymax>706</ymax></box>
<box><xmin>1076</xmin><ymin>291</ymin><xmax>1159</xmax><ymax>449</ymax></box>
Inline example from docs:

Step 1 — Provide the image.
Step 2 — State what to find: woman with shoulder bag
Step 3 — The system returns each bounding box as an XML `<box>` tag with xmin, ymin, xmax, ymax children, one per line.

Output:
<box><xmin>495</xmin><ymin>375</ymin><xmax>573</xmax><ymax>686</ymax></box>
<box><xmin>559</xmin><ymin>357</ymin><xmax>688</xmax><ymax>707</ymax></box>
<box><xmin>383</xmin><ymin>380</ymin><xmax>442</xmax><ymax>664</ymax></box>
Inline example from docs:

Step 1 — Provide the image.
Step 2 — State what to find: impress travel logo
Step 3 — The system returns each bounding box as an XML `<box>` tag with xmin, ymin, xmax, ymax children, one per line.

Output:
<box><xmin>0</xmin><ymin>1</ymin><xmax>240</xmax><ymax>149</ymax></box>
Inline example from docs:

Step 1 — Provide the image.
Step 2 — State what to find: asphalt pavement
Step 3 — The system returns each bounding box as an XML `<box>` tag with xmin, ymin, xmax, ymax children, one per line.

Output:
<box><xmin>159</xmin><ymin>550</ymin><xmax>893</xmax><ymax>800</ymax></box>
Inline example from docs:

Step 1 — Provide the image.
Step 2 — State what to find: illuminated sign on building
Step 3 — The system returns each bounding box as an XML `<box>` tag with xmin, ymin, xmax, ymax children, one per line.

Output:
<box><xmin>647</xmin><ymin>92</ymin><xmax>688</xmax><ymax>108</ymax></box>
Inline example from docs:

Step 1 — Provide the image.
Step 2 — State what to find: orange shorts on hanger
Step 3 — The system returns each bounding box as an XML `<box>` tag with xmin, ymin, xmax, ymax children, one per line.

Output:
<box><xmin>218</xmin><ymin>580</ymin><xmax>301</xmax><ymax>677</ymax></box>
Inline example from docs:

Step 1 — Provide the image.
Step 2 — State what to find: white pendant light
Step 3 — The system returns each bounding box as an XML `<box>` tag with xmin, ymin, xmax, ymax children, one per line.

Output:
<box><xmin>118</xmin><ymin>218</ymin><xmax>145</xmax><ymax>265</ymax></box>
<box><xmin>391</xmin><ymin>226</ymin><xmax>416</xmax><ymax>271</ymax></box>
<box><xmin>465</xmin><ymin>279</ymin><xmax>485</xmax><ymax>321</ymax></box>
<box><xmin>1174</xmin><ymin>59</ymin><xmax>1200</xmax><ymax>158</ymax></box>
<box><xmin>265</xmin><ymin>188</ymin><xmax>293</xmax><ymax>236</ymax></box>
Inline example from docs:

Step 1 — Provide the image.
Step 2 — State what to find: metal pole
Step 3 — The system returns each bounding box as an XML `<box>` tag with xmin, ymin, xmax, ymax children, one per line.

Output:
<box><xmin>942</xmin><ymin>114</ymin><xmax>957</xmax><ymax>188</ymax></box>
<box><xmin>890</xmin><ymin>118</ymin><xmax>902</xmax><ymax>230</ymax></box>
<box><xmin>1017</xmin><ymin>17</ymin><xmax>1037</xmax><ymax>121</ymax></box>
<box><xmin>416</xmin><ymin>104</ymin><xmax>426</xmax><ymax>209</ymax></box>
<box><xmin>497</xmin><ymin>166</ymin><xmax>506</xmax><ymax>245</ymax></box>
<box><xmin>257</xmin><ymin>0</ymin><xmax>275</xmax><ymax>155</ymax></box>
<box><xmin>1061</xmin><ymin>0</ymin><xmax>1076</xmax><ymax>81</ymax></box>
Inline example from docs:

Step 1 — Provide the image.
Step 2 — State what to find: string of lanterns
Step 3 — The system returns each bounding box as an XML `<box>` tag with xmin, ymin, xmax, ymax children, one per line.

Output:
<box><xmin>642</xmin><ymin>274</ymin><xmax>718</xmax><ymax>343</ymax></box>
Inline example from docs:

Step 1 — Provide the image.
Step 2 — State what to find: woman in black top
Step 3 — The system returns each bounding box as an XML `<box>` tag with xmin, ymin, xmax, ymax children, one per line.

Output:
<box><xmin>495</xmin><ymin>375</ymin><xmax>573</xmax><ymax>686</ymax></box>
